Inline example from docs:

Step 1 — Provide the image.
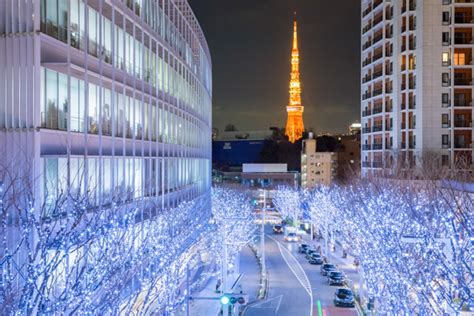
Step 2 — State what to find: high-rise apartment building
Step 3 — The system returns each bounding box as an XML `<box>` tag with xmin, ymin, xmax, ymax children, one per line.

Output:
<box><xmin>0</xmin><ymin>0</ymin><xmax>212</xmax><ymax>211</ymax></box>
<box><xmin>361</xmin><ymin>0</ymin><xmax>474</xmax><ymax>175</ymax></box>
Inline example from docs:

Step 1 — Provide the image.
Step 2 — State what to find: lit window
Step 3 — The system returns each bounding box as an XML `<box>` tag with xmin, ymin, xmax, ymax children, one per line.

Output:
<box><xmin>454</xmin><ymin>53</ymin><xmax>466</xmax><ymax>66</ymax></box>
<box><xmin>442</xmin><ymin>52</ymin><xmax>450</xmax><ymax>66</ymax></box>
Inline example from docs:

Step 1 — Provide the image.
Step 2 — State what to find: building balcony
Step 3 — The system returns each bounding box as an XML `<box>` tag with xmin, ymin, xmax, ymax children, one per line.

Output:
<box><xmin>454</xmin><ymin>142</ymin><xmax>472</xmax><ymax>149</ymax></box>
<box><xmin>372</xmin><ymin>143</ymin><xmax>383</xmax><ymax>150</ymax></box>
<box><xmin>455</xmin><ymin>14</ymin><xmax>474</xmax><ymax>24</ymax></box>
<box><xmin>362</xmin><ymin>109</ymin><xmax>372</xmax><ymax>117</ymax></box>
<box><xmin>372</xmin><ymin>161</ymin><xmax>383</xmax><ymax>168</ymax></box>
<box><xmin>372</xmin><ymin>125</ymin><xmax>383</xmax><ymax>132</ymax></box>
<box><xmin>454</xmin><ymin>120</ymin><xmax>473</xmax><ymax>127</ymax></box>
<box><xmin>362</xmin><ymin>127</ymin><xmax>372</xmax><ymax>134</ymax></box>
<box><xmin>454</xmin><ymin>77</ymin><xmax>474</xmax><ymax>85</ymax></box>
<box><xmin>362</xmin><ymin>161</ymin><xmax>371</xmax><ymax>167</ymax></box>
<box><xmin>373</xmin><ymin>106</ymin><xmax>383</xmax><ymax>114</ymax></box>
<box><xmin>362</xmin><ymin>74</ymin><xmax>372</xmax><ymax>83</ymax></box>
<box><xmin>454</xmin><ymin>37</ymin><xmax>474</xmax><ymax>45</ymax></box>
<box><xmin>363</xmin><ymin>58</ymin><xmax>372</xmax><ymax>67</ymax></box>
<box><xmin>362</xmin><ymin>144</ymin><xmax>372</xmax><ymax>150</ymax></box>
<box><xmin>454</xmin><ymin>100</ymin><xmax>473</xmax><ymax>107</ymax></box>
<box><xmin>362</xmin><ymin>92</ymin><xmax>372</xmax><ymax>100</ymax></box>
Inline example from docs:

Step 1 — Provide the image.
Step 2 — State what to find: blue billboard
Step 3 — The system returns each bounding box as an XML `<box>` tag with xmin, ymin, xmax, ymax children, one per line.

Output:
<box><xmin>213</xmin><ymin>140</ymin><xmax>265</xmax><ymax>166</ymax></box>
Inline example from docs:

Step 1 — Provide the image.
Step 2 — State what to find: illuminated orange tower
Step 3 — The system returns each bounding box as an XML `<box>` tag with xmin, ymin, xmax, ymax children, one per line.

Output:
<box><xmin>285</xmin><ymin>13</ymin><xmax>305</xmax><ymax>143</ymax></box>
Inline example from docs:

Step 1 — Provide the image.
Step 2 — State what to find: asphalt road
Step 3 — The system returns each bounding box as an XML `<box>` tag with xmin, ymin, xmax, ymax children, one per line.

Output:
<box><xmin>245</xmin><ymin>226</ymin><xmax>358</xmax><ymax>316</ymax></box>
<box><xmin>245</xmin><ymin>234</ymin><xmax>311</xmax><ymax>316</ymax></box>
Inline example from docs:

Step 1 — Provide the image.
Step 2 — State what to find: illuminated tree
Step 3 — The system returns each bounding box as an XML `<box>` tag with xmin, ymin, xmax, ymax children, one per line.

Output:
<box><xmin>0</xmin><ymin>160</ymin><xmax>213</xmax><ymax>315</ymax></box>
<box><xmin>308</xmin><ymin>174</ymin><xmax>473</xmax><ymax>314</ymax></box>
<box><xmin>272</xmin><ymin>186</ymin><xmax>302</xmax><ymax>227</ymax></box>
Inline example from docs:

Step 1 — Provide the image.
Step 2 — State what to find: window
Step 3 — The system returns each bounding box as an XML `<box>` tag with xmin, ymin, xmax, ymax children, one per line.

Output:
<box><xmin>442</xmin><ymin>134</ymin><xmax>450</xmax><ymax>148</ymax></box>
<box><xmin>442</xmin><ymin>52</ymin><xmax>450</xmax><ymax>66</ymax></box>
<box><xmin>442</xmin><ymin>32</ymin><xmax>450</xmax><ymax>45</ymax></box>
<box><xmin>442</xmin><ymin>73</ymin><xmax>450</xmax><ymax>86</ymax></box>
<box><xmin>441</xmin><ymin>113</ymin><xmax>450</xmax><ymax>127</ymax></box>
<box><xmin>442</xmin><ymin>12</ymin><xmax>450</xmax><ymax>25</ymax></box>
<box><xmin>442</xmin><ymin>154</ymin><xmax>449</xmax><ymax>166</ymax></box>
<box><xmin>454</xmin><ymin>53</ymin><xmax>466</xmax><ymax>66</ymax></box>
<box><xmin>442</xmin><ymin>93</ymin><xmax>450</xmax><ymax>107</ymax></box>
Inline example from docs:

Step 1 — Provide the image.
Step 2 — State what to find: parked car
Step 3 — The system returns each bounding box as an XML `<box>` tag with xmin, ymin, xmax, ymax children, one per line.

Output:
<box><xmin>327</xmin><ymin>271</ymin><xmax>345</xmax><ymax>286</ymax></box>
<box><xmin>320</xmin><ymin>263</ymin><xmax>337</xmax><ymax>276</ymax></box>
<box><xmin>284</xmin><ymin>233</ymin><xmax>301</xmax><ymax>242</ymax></box>
<box><xmin>298</xmin><ymin>243</ymin><xmax>311</xmax><ymax>253</ymax></box>
<box><xmin>305</xmin><ymin>249</ymin><xmax>319</xmax><ymax>260</ymax></box>
<box><xmin>308</xmin><ymin>253</ymin><xmax>324</xmax><ymax>265</ymax></box>
<box><xmin>273</xmin><ymin>225</ymin><xmax>284</xmax><ymax>234</ymax></box>
<box><xmin>334</xmin><ymin>288</ymin><xmax>355</xmax><ymax>307</ymax></box>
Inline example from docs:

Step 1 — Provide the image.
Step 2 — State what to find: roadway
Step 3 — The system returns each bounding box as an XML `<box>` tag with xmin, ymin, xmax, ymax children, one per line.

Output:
<box><xmin>244</xmin><ymin>225</ymin><xmax>358</xmax><ymax>316</ymax></box>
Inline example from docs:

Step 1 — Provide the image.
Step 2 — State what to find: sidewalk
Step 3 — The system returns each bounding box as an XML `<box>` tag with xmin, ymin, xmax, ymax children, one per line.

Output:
<box><xmin>182</xmin><ymin>245</ymin><xmax>261</xmax><ymax>316</ymax></box>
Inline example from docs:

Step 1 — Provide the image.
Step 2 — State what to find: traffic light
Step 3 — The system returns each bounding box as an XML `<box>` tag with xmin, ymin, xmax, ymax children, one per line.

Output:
<box><xmin>220</xmin><ymin>293</ymin><xmax>248</xmax><ymax>306</ymax></box>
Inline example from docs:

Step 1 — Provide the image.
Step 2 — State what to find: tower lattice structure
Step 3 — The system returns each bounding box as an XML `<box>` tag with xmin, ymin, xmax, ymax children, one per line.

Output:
<box><xmin>285</xmin><ymin>14</ymin><xmax>305</xmax><ymax>143</ymax></box>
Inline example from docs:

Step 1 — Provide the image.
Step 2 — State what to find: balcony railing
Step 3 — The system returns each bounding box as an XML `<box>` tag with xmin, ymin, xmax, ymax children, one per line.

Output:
<box><xmin>454</xmin><ymin>120</ymin><xmax>473</xmax><ymax>127</ymax></box>
<box><xmin>372</xmin><ymin>143</ymin><xmax>383</xmax><ymax>150</ymax></box>
<box><xmin>455</xmin><ymin>15</ymin><xmax>474</xmax><ymax>24</ymax></box>
<box><xmin>373</xmin><ymin>106</ymin><xmax>383</xmax><ymax>114</ymax></box>
<box><xmin>372</xmin><ymin>161</ymin><xmax>383</xmax><ymax>168</ymax></box>
<box><xmin>454</xmin><ymin>37</ymin><xmax>473</xmax><ymax>45</ymax></box>
<box><xmin>362</xmin><ymin>127</ymin><xmax>372</xmax><ymax>134</ymax></box>
<box><xmin>454</xmin><ymin>78</ymin><xmax>474</xmax><ymax>86</ymax></box>
<box><xmin>362</xmin><ymin>109</ymin><xmax>372</xmax><ymax>117</ymax></box>
<box><xmin>454</xmin><ymin>142</ymin><xmax>472</xmax><ymax>149</ymax></box>
<box><xmin>362</xmin><ymin>161</ymin><xmax>371</xmax><ymax>167</ymax></box>
<box><xmin>363</xmin><ymin>58</ymin><xmax>372</xmax><ymax>67</ymax></box>
<box><xmin>372</xmin><ymin>125</ymin><xmax>383</xmax><ymax>132</ymax></box>
<box><xmin>362</xmin><ymin>144</ymin><xmax>372</xmax><ymax>150</ymax></box>
<box><xmin>363</xmin><ymin>92</ymin><xmax>372</xmax><ymax>100</ymax></box>
<box><xmin>454</xmin><ymin>100</ymin><xmax>472</xmax><ymax>107</ymax></box>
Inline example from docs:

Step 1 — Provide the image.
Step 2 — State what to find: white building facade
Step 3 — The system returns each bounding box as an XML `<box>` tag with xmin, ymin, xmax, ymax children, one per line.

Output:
<box><xmin>301</xmin><ymin>138</ymin><xmax>337</xmax><ymax>188</ymax></box>
<box><xmin>0</xmin><ymin>0</ymin><xmax>212</xmax><ymax>213</ymax></box>
<box><xmin>361</xmin><ymin>0</ymin><xmax>474</xmax><ymax>175</ymax></box>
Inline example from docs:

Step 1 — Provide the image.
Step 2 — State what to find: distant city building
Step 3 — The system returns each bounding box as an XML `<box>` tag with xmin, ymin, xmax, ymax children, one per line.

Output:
<box><xmin>213</xmin><ymin>163</ymin><xmax>299</xmax><ymax>189</ymax></box>
<box><xmin>349</xmin><ymin>122</ymin><xmax>362</xmax><ymax>135</ymax></box>
<box><xmin>361</xmin><ymin>0</ymin><xmax>474</xmax><ymax>175</ymax></box>
<box><xmin>301</xmin><ymin>134</ymin><xmax>338</xmax><ymax>188</ymax></box>
<box><xmin>285</xmin><ymin>14</ymin><xmax>305</xmax><ymax>143</ymax></box>
<box><xmin>212</xmin><ymin>130</ymin><xmax>274</xmax><ymax>168</ymax></box>
<box><xmin>336</xmin><ymin>134</ymin><xmax>361</xmax><ymax>181</ymax></box>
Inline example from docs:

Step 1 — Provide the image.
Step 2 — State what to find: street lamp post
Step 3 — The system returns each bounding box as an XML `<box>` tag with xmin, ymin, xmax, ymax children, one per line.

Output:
<box><xmin>261</xmin><ymin>189</ymin><xmax>266</xmax><ymax>276</ymax></box>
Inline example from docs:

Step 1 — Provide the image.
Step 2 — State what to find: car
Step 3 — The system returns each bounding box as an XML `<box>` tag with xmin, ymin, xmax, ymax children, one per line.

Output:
<box><xmin>298</xmin><ymin>243</ymin><xmax>311</xmax><ymax>253</ymax></box>
<box><xmin>308</xmin><ymin>253</ymin><xmax>324</xmax><ymax>265</ymax></box>
<box><xmin>320</xmin><ymin>263</ymin><xmax>337</xmax><ymax>276</ymax></box>
<box><xmin>305</xmin><ymin>249</ymin><xmax>320</xmax><ymax>259</ymax></box>
<box><xmin>334</xmin><ymin>288</ymin><xmax>355</xmax><ymax>308</ymax></box>
<box><xmin>284</xmin><ymin>233</ymin><xmax>301</xmax><ymax>242</ymax></box>
<box><xmin>327</xmin><ymin>271</ymin><xmax>345</xmax><ymax>286</ymax></box>
<box><xmin>273</xmin><ymin>225</ymin><xmax>284</xmax><ymax>234</ymax></box>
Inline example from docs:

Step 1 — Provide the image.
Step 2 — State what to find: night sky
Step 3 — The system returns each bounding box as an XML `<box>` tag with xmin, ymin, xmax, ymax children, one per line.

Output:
<box><xmin>188</xmin><ymin>0</ymin><xmax>361</xmax><ymax>135</ymax></box>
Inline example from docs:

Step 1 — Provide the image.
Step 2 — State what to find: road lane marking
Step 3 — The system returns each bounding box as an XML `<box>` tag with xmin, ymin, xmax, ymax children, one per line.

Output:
<box><xmin>268</xmin><ymin>235</ymin><xmax>313</xmax><ymax>316</ymax></box>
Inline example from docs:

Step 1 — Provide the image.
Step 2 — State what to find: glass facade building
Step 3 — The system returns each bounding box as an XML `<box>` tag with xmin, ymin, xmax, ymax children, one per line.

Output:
<box><xmin>0</xmin><ymin>0</ymin><xmax>212</xmax><ymax>215</ymax></box>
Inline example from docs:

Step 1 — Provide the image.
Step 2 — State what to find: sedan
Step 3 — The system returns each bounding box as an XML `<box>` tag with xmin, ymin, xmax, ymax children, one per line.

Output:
<box><xmin>305</xmin><ymin>249</ymin><xmax>319</xmax><ymax>260</ymax></box>
<box><xmin>284</xmin><ymin>233</ymin><xmax>301</xmax><ymax>242</ymax></box>
<box><xmin>298</xmin><ymin>243</ymin><xmax>311</xmax><ymax>253</ymax></box>
<box><xmin>308</xmin><ymin>254</ymin><xmax>324</xmax><ymax>265</ymax></box>
<box><xmin>320</xmin><ymin>263</ymin><xmax>337</xmax><ymax>276</ymax></box>
<box><xmin>334</xmin><ymin>288</ymin><xmax>355</xmax><ymax>308</ymax></box>
<box><xmin>327</xmin><ymin>271</ymin><xmax>345</xmax><ymax>286</ymax></box>
<box><xmin>273</xmin><ymin>225</ymin><xmax>284</xmax><ymax>234</ymax></box>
